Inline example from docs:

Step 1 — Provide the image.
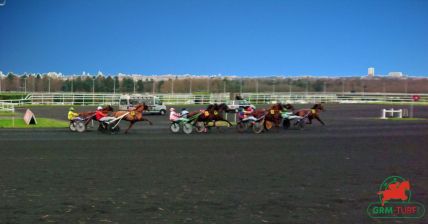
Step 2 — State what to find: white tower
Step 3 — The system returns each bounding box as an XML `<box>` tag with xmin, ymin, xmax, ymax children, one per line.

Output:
<box><xmin>368</xmin><ymin>67</ymin><xmax>375</xmax><ymax>77</ymax></box>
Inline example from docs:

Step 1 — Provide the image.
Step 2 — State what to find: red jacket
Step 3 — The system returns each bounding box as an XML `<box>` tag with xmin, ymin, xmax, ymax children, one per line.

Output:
<box><xmin>95</xmin><ymin>110</ymin><xmax>107</xmax><ymax>121</ymax></box>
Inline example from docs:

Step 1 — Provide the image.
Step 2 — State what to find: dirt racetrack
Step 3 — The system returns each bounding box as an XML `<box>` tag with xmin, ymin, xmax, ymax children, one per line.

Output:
<box><xmin>1</xmin><ymin>104</ymin><xmax>428</xmax><ymax>223</ymax></box>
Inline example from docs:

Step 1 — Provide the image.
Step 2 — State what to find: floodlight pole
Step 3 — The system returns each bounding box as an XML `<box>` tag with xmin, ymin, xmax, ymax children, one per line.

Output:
<box><xmin>113</xmin><ymin>77</ymin><xmax>116</xmax><ymax>94</ymax></box>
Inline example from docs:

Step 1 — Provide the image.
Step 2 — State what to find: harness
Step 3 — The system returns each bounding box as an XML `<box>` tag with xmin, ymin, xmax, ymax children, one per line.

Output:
<box><xmin>128</xmin><ymin>110</ymin><xmax>137</xmax><ymax>120</ymax></box>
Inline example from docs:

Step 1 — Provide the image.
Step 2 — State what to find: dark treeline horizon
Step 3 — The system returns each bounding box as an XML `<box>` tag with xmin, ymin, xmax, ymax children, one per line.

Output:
<box><xmin>1</xmin><ymin>72</ymin><xmax>427</xmax><ymax>94</ymax></box>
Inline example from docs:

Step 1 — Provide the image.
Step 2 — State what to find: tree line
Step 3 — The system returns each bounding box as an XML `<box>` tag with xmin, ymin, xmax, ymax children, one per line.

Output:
<box><xmin>0</xmin><ymin>72</ymin><xmax>427</xmax><ymax>93</ymax></box>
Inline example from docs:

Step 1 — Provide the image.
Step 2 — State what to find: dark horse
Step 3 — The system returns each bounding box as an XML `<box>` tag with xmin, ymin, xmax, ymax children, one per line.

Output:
<box><xmin>252</xmin><ymin>103</ymin><xmax>294</xmax><ymax>130</ymax></box>
<box><xmin>294</xmin><ymin>103</ymin><xmax>325</xmax><ymax>125</ymax></box>
<box><xmin>79</xmin><ymin>105</ymin><xmax>114</xmax><ymax>126</ymax></box>
<box><xmin>113</xmin><ymin>103</ymin><xmax>153</xmax><ymax>134</ymax></box>
<box><xmin>189</xmin><ymin>103</ymin><xmax>233</xmax><ymax>129</ymax></box>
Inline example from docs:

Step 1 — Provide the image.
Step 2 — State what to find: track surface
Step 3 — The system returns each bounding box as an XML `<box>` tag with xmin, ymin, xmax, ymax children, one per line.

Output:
<box><xmin>1</xmin><ymin>104</ymin><xmax>428</xmax><ymax>223</ymax></box>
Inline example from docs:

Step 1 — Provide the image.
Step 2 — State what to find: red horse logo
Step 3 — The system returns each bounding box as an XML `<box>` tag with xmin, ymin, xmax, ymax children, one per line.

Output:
<box><xmin>377</xmin><ymin>180</ymin><xmax>410</xmax><ymax>206</ymax></box>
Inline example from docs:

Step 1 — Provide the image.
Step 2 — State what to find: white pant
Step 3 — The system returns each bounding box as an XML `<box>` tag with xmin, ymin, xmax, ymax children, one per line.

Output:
<box><xmin>100</xmin><ymin>117</ymin><xmax>115</xmax><ymax>122</ymax></box>
<box><xmin>242</xmin><ymin>116</ymin><xmax>257</xmax><ymax>122</ymax></box>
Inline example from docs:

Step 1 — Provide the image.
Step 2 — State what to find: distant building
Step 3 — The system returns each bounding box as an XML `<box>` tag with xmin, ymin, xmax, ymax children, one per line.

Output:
<box><xmin>388</xmin><ymin>72</ymin><xmax>403</xmax><ymax>78</ymax></box>
<box><xmin>368</xmin><ymin>67</ymin><xmax>375</xmax><ymax>77</ymax></box>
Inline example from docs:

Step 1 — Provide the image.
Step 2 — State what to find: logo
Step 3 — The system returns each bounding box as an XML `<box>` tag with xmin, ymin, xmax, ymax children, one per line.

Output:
<box><xmin>367</xmin><ymin>176</ymin><xmax>425</xmax><ymax>219</ymax></box>
<box><xmin>0</xmin><ymin>0</ymin><xmax>5</xmax><ymax>7</ymax></box>
<box><xmin>412</xmin><ymin>95</ymin><xmax>421</xmax><ymax>102</ymax></box>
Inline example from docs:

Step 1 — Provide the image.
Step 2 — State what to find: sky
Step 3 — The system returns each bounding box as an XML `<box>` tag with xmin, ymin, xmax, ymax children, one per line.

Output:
<box><xmin>0</xmin><ymin>0</ymin><xmax>427</xmax><ymax>76</ymax></box>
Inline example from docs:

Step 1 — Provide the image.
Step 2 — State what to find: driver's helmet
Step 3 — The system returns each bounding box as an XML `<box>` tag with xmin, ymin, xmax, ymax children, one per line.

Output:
<box><xmin>69</xmin><ymin>107</ymin><xmax>75</xmax><ymax>111</ymax></box>
<box><xmin>97</xmin><ymin>106</ymin><xmax>103</xmax><ymax>110</ymax></box>
<box><xmin>181</xmin><ymin>108</ymin><xmax>189</xmax><ymax>116</ymax></box>
<box><xmin>169</xmin><ymin>108</ymin><xmax>175</xmax><ymax>112</ymax></box>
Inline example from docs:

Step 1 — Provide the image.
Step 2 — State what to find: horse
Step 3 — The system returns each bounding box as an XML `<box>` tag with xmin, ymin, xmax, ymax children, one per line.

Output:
<box><xmin>188</xmin><ymin>103</ymin><xmax>233</xmax><ymax>131</ymax></box>
<box><xmin>294</xmin><ymin>103</ymin><xmax>325</xmax><ymax>125</ymax></box>
<box><xmin>112</xmin><ymin>103</ymin><xmax>153</xmax><ymax>134</ymax></box>
<box><xmin>282</xmin><ymin>103</ymin><xmax>295</xmax><ymax>112</ymax></box>
<box><xmin>377</xmin><ymin>180</ymin><xmax>410</xmax><ymax>206</ymax></box>
<box><xmin>248</xmin><ymin>103</ymin><xmax>286</xmax><ymax>130</ymax></box>
<box><xmin>78</xmin><ymin>105</ymin><xmax>114</xmax><ymax>126</ymax></box>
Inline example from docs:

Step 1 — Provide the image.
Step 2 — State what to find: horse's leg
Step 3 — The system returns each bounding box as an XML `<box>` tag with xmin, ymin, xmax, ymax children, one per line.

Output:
<box><xmin>307</xmin><ymin>116</ymin><xmax>313</xmax><ymax>124</ymax></box>
<box><xmin>125</xmin><ymin>121</ymin><xmax>135</xmax><ymax>134</ymax></box>
<box><xmin>84</xmin><ymin>117</ymin><xmax>93</xmax><ymax>127</ymax></box>
<box><xmin>314</xmin><ymin>115</ymin><xmax>325</xmax><ymax>125</ymax></box>
<box><xmin>141</xmin><ymin>117</ymin><xmax>153</xmax><ymax>125</ymax></box>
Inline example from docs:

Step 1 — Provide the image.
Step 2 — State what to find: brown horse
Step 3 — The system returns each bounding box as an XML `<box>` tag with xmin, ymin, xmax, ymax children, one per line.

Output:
<box><xmin>294</xmin><ymin>103</ymin><xmax>325</xmax><ymax>125</ymax></box>
<box><xmin>78</xmin><ymin>105</ymin><xmax>114</xmax><ymax>126</ymax></box>
<box><xmin>263</xmin><ymin>103</ymin><xmax>284</xmax><ymax>129</ymax></box>
<box><xmin>113</xmin><ymin>103</ymin><xmax>153</xmax><ymax>134</ymax></box>
<box><xmin>250</xmin><ymin>103</ymin><xmax>294</xmax><ymax>130</ymax></box>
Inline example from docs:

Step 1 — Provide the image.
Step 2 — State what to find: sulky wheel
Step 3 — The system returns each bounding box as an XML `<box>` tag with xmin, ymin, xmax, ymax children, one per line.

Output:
<box><xmin>236</xmin><ymin>122</ymin><xmax>248</xmax><ymax>133</ymax></box>
<box><xmin>69</xmin><ymin>122</ymin><xmax>77</xmax><ymax>132</ymax></box>
<box><xmin>170</xmin><ymin>123</ymin><xmax>180</xmax><ymax>133</ymax></box>
<box><xmin>75</xmin><ymin>121</ymin><xmax>86</xmax><ymax>133</ymax></box>
<box><xmin>195</xmin><ymin>122</ymin><xmax>206</xmax><ymax>133</ymax></box>
<box><xmin>252</xmin><ymin>122</ymin><xmax>264</xmax><ymax>134</ymax></box>
<box><xmin>182</xmin><ymin>123</ymin><xmax>193</xmax><ymax>134</ymax></box>
<box><xmin>297</xmin><ymin>119</ymin><xmax>305</xmax><ymax>130</ymax></box>
<box><xmin>108</xmin><ymin>123</ymin><xmax>120</xmax><ymax>134</ymax></box>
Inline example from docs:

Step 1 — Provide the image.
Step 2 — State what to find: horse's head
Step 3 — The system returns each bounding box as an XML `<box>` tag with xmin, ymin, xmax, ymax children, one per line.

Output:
<box><xmin>206</xmin><ymin>104</ymin><xmax>215</xmax><ymax>111</ymax></box>
<box><xmin>217</xmin><ymin>103</ymin><xmax>229</xmax><ymax>112</ymax></box>
<box><xmin>283</xmin><ymin>103</ymin><xmax>295</xmax><ymax>111</ymax></box>
<box><xmin>103</xmin><ymin>105</ymin><xmax>114</xmax><ymax>112</ymax></box>
<box><xmin>134</xmin><ymin>103</ymin><xmax>149</xmax><ymax>112</ymax></box>
<box><xmin>270</xmin><ymin>103</ymin><xmax>284</xmax><ymax>111</ymax></box>
<box><xmin>312</xmin><ymin>103</ymin><xmax>325</xmax><ymax>112</ymax></box>
<box><xmin>399</xmin><ymin>181</ymin><xmax>410</xmax><ymax>191</ymax></box>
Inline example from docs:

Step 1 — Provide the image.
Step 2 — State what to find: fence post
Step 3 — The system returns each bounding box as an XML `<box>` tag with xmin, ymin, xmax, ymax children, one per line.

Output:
<box><xmin>380</xmin><ymin>109</ymin><xmax>386</xmax><ymax>119</ymax></box>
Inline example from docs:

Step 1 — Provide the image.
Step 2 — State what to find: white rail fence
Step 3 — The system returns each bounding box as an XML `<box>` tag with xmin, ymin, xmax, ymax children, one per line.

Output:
<box><xmin>0</xmin><ymin>102</ymin><xmax>15</xmax><ymax>112</ymax></box>
<box><xmin>0</xmin><ymin>92</ymin><xmax>427</xmax><ymax>106</ymax></box>
<box><xmin>242</xmin><ymin>92</ymin><xmax>428</xmax><ymax>104</ymax></box>
<box><xmin>381</xmin><ymin>108</ymin><xmax>403</xmax><ymax>119</ymax></box>
<box><xmin>21</xmin><ymin>93</ymin><xmax>231</xmax><ymax>105</ymax></box>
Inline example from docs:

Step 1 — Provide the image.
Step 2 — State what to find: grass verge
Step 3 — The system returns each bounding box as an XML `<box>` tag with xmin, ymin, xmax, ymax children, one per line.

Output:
<box><xmin>0</xmin><ymin>118</ymin><xmax>68</xmax><ymax>128</ymax></box>
<box><xmin>367</xmin><ymin>102</ymin><xmax>428</xmax><ymax>106</ymax></box>
<box><xmin>0</xmin><ymin>111</ymin><xmax>18</xmax><ymax>116</ymax></box>
<box><xmin>381</xmin><ymin>117</ymin><xmax>427</xmax><ymax>121</ymax></box>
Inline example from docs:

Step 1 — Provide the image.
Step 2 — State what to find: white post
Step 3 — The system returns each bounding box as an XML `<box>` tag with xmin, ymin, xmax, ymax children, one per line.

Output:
<box><xmin>381</xmin><ymin>109</ymin><xmax>386</xmax><ymax>119</ymax></box>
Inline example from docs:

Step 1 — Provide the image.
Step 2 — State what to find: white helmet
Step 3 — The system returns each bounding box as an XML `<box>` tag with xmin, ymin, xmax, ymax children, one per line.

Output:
<box><xmin>169</xmin><ymin>108</ymin><xmax>175</xmax><ymax>112</ymax></box>
<box><xmin>97</xmin><ymin>106</ymin><xmax>103</xmax><ymax>110</ymax></box>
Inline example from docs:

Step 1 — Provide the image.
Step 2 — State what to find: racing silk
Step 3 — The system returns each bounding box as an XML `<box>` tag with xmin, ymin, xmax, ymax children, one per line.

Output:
<box><xmin>95</xmin><ymin>110</ymin><xmax>107</xmax><ymax>121</ymax></box>
<box><xmin>169</xmin><ymin>111</ymin><xmax>180</xmax><ymax>121</ymax></box>
<box><xmin>244</xmin><ymin>107</ymin><xmax>254</xmax><ymax>118</ymax></box>
<box><xmin>68</xmin><ymin>111</ymin><xmax>79</xmax><ymax>120</ymax></box>
<box><xmin>180</xmin><ymin>110</ymin><xmax>189</xmax><ymax>118</ymax></box>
